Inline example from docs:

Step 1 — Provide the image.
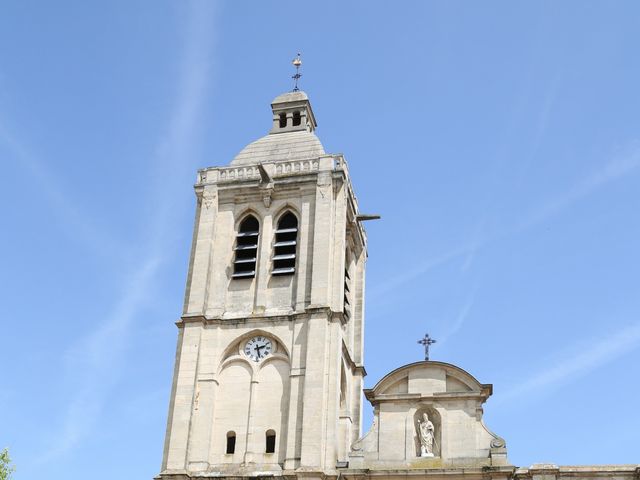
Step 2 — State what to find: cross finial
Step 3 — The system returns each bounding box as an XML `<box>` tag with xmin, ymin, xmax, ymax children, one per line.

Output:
<box><xmin>291</xmin><ymin>53</ymin><xmax>302</xmax><ymax>92</ymax></box>
<box><xmin>417</xmin><ymin>333</ymin><xmax>436</xmax><ymax>361</ymax></box>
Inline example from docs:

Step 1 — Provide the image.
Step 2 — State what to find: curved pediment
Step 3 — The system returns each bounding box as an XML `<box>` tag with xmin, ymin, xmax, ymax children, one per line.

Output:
<box><xmin>351</xmin><ymin>361</ymin><xmax>509</xmax><ymax>469</ymax></box>
<box><xmin>365</xmin><ymin>361</ymin><xmax>492</xmax><ymax>402</ymax></box>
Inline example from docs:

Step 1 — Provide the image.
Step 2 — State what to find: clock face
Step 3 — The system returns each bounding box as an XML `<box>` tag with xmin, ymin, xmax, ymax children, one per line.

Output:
<box><xmin>243</xmin><ymin>336</ymin><xmax>273</xmax><ymax>362</ymax></box>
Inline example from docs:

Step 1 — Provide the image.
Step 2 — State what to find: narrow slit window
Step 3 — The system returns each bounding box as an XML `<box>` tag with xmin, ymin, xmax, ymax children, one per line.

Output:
<box><xmin>233</xmin><ymin>215</ymin><xmax>259</xmax><ymax>279</ymax></box>
<box><xmin>279</xmin><ymin>113</ymin><xmax>287</xmax><ymax>128</ymax></box>
<box><xmin>265</xmin><ymin>430</ymin><xmax>276</xmax><ymax>453</ymax></box>
<box><xmin>226</xmin><ymin>431</ymin><xmax>236</xmax><ymax>454</ymax></box>
<box><xmin>343</xmin><ymin>249</ymin><xmax>352</xmax><ymax>319</ymax></box>
<box><xmin>292</xmin><ymin>111</ymin><xmax>301</xmax><ymax>126</ymax></box>
<box><xmin>273</xmin><ymin>212</ymin><xmax>298</xmax><ymax>275</ymax></box>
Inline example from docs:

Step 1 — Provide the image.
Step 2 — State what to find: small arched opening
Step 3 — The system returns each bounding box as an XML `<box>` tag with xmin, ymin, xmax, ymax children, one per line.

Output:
<box><xmin>226</xmin><ymin>431</ymin><xmax>236</xmax><ymax>454</ymax></box>
<box><xmin>265</xmin><ymin>429</ymin><xmax>276</xmax><ymax>453</ymax></box>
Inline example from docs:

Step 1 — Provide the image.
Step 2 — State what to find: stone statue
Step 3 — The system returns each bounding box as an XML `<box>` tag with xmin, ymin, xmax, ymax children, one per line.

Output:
<box><xmin>418</xmin><ymin>412</ymin><xmax>435</xmax><ymax>457</ymax></box>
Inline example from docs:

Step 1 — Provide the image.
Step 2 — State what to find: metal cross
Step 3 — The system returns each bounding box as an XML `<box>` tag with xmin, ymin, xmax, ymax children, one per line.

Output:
<box><xmin>417</xmin><ymin>333</ymin><xmax>436</xmax><ymax>361</ymax></box>
<box><xmin>291</xmin><ymin>53</ymin><xmax>302</xmax><ymax>92</ymax></box>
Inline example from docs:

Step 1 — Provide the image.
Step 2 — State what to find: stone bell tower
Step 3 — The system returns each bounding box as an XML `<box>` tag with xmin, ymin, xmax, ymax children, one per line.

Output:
<box><xmin>158</xmin><ymin>90</ymin><xmax>368</xmax><ymax>479</ymax></box>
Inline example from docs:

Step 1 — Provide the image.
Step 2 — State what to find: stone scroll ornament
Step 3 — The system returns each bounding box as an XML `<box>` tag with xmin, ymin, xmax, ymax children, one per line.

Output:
<box><xmin>418</xmin><ymin>413</ymin><xmax>435</xmax><ymax>457</ymax></box>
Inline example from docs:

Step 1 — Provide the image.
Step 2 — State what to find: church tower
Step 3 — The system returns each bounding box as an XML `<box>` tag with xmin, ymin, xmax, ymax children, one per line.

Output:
<box><xmin>159</xmin><ymin>90</ymin><xmax>368</xmax><ymax>478</ymax></box>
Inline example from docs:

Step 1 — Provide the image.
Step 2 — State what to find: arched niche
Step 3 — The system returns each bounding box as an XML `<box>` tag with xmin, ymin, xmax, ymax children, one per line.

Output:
<box><xmin>218</xmin><ymin>329</ymin><xmax>290</xmax><ymax>367</ymax></box>
<box><xmin>251</xmin><ymin>358</ymin><xmax>291</xmax><ymax>464</ymax></box>
<box><xmin>211</xmin><ymin>360</ymin><xmax>252</xmax><ymax>463</ymax></box>
<box><xmin>413</xmin><ymin>406</ymin><xmax>441</xmax><ymax>458</ymax></box>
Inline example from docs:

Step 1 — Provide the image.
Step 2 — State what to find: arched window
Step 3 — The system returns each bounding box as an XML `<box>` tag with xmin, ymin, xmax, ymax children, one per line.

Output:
<box><xmin>279</xmin><ymin>113</ymin><xmax>287</xmax><ymax>128</ymax></box>
<box><xmin>233</xmin><ymin>215</ymin><xmax>259</xmax><ymax>278</ymax></box>
<box><xmin>265</xmin><ymin>429</ymin><xmax>276</xmax><ymax>453</ymax></box>
<box><xmin>292</xmin><ymin>111</ymin><xmax>301</xmax><ymax>126</ymax></box>
<box><xmin>226</xmin><ymin>431</ymin><xmax>236</xmax><ymax>454</ymax></box>
<box><xmin>273</xmin><ymin>212</ymin><xmax>298</xmax><ymax>275</ymax></box>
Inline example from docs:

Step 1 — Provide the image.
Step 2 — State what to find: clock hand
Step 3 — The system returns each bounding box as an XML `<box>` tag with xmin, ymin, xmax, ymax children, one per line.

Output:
<box><xmin>253</xmin><ymin>344</ymin><xmax>264</xmax><ymax>356</ymax></box>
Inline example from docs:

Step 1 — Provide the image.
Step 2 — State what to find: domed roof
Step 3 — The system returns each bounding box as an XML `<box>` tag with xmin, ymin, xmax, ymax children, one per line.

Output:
<box><xmin>231</xmin><ymin>130</ymin><xmax>325</xmax><ymax>166</ymax></box>
<box><xmin>230</xmin><ymin>90</ymin><xmax>324</xmax><ymax>166</ymax></box>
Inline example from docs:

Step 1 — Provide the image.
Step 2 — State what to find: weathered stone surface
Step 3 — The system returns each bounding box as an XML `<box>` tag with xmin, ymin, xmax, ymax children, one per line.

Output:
<box><xmin>159</xmin><ymin>91</ymin><xmax>367</xmax><ymax>478</ymax></box>
<box><xmin>156</xmin><ymin>91</ymin><xmax>640</xmax><ymax>480</ymax></box>
<box><xmin>231</xmin><ymin>130</ymin><xmax>325</xmax><ymax>166</ymax></box>
<box><xmin>349</xmin><ymin>361</ymin><xmax>506</xmax><ymax>469</ymax></box>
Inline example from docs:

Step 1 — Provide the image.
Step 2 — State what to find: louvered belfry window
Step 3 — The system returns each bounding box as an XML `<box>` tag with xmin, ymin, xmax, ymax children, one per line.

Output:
<box><xmin>272</xmin><ymin>212</ymin><xmax>298</xmax><ymax>275</ymax></box>
<box><xmin>232</xmin><ymin>215</ymin><xmax>259</xmax><ymax>279</ymax></box>
<box><xmin>343</xmin><ymin>249</ymin><xmax>352</xmax><ymax>319</ymax></box>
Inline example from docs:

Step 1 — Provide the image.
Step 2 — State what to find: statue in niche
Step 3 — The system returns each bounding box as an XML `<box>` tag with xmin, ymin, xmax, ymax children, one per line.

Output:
<box><xmin>417</xmin><ymin>412</ymin><xmax>435</xmax><ymax>457</ymax></box>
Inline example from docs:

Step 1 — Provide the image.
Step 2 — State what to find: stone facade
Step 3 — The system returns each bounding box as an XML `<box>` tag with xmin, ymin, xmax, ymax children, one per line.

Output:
<box><xmin>349</xmin><ymin>361</ymin><xmax>508</xmax><ymax>470</ymax></box>
<box><xmin>160</xmin><ymin>92</ymin><xmax>366</xmax><ymax>477</ymax></box>
<box><xmin>156</xmin><ymin>91</ymin><xmax>640</xmax><ymax>480</ymax></box>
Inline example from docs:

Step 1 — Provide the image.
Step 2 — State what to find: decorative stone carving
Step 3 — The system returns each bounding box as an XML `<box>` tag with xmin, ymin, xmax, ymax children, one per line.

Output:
<box><xmin>350</xmin><ymin>416</ymin><xmax>378</xmax><ymax>454</ymax></box>
<box><xmin>262</xmin><ymin>190</ymin><xmax>273</xmax><ymax>208</ymax></box>
<box><xmin>349</xmin><ymin>362</ymin><xmax>508</xmax><ymax>469</ymax></box>
<box><xmin>418</xmin><ymin>412</ymin><xmax>435</xmax><ymax>457</ymax></box>
<box><xmin>202</xmin><ymin>191</ymin><xmax>216</xmax><ymax>210</ymax></box>
<box><xmin>257</xmin><ymin>163</ymin><xmax>274</xmax><ymax>208</ymax></box>
<box><xmin>490</xmin><ymin>437</ymin><xmax>506</xmax><ymax>449</ymax></box>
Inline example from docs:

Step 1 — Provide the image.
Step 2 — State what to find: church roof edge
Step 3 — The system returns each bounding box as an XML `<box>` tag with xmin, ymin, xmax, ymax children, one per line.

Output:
<box><xmin>271</xmin><ymin>90</ymin><xmax>309</xmax><ymax>104</ymax></box>
<box><xmin>365</xmin><ymin>360</ymin><xmax>492</xmax><ymax>399</ymax></box>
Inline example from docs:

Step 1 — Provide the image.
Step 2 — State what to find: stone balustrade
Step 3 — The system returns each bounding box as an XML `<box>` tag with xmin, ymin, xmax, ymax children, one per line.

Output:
<box><xmin>196</xmin><ymin>155</ymin><xmax>348</xmax><ymax>185</ymax></box>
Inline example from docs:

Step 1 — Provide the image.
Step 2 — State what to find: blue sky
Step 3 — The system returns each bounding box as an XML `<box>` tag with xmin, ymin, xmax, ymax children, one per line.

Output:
<box><xmin>1</xmin><ymin>1</ymin><xmax>639</xmax><ymax>478</ymax></box>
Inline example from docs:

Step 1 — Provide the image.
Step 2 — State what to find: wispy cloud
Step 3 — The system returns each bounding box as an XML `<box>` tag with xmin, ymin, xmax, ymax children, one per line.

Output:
<box><xmin>367</xmin><ymin>243</ymin><xmax>477</xmax><ymax>300</ymax></box>
<box><xmin>516</xmin><ymin>141</ymin><xmax>640</xmax><ymax>231</ymax></box>
<box><xmin>517</xmin><ymin>73</ymin><xmax>562</xmax><ymax>179</ymax></box>
<box><xmin>0</xmin><ymin>122</ymin><xmax>125</xmax><ymax>258</ymax></box>
<box><xmin>437</xmin><ymin>286</ymin><xmax>477</xmax><ymax>346</ymax></box>
<box><xmin>370</xmin><ymin>141</ymin><xmax>640</xmax><ymax>301</ymax></box>
<box><xmin>36</xmin><ymin>1</ymin><xmax>218</xmax><ymax>462</ymax></box>
<box><xmin>460</xmin><ymin>217</ymin><xmax>488</xmax><ymax>273</ymax></box>
<box><xmin>37</xmin><ymin>256</ymin><xmax>161</xmax><ymax>462</ymax></box>
<box><xmin>496</xmin><ymin>321</ymin><xmax>640</xmax><ymax>404</ymax></box>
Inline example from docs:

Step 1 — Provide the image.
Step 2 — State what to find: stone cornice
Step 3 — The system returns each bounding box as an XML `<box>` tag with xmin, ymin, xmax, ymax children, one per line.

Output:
<box><xmin>366</xmin><ymin>361</ymin><xmax>492</xmax><ymax>400</ymax></box>
<box><xmin>157</xmin><ymin>473</ymin><xmax>314</xmax><ymax>480</ymax></box>
<box><xmin>339</xmin><ymin>466</ymin><xmax>515</xmax><ymax>479</ymax></box>
<box><xmin>363</xmin><ymin>391</ymin><xmax>493</xmax><ymax>404</ymax></box>
<box><xmin>514</xmin><ymin>465</ymin><xmax>640</xmax><ymax>479</ymax></box>
<box><xmin>155</xmin><ymin>465</ymin><xmax>640</xmax><ymax>480</ymax></box>
<box><xmin>178</xmin><ymin>306</ymin><xmax>343</xmax><ymax>327</ymax></box>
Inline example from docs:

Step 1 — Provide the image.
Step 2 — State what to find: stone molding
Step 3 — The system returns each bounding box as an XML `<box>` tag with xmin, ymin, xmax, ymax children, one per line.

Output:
<box><xmin>155</xmin><ymin>465</ymin><xmax>640</xmax><ymax>480</ymax></box>
<box><xmin>364</xmin><ymin>361</ymin><xmax>493</xmax><ymax>404</ymax></box>
<box><xmin>178</xmin><ymin>306</ymin><xmax>352</xmax><ymax>327</ymax></box>
<box><xmin>513</xmin><ymin>464</ymin><xmax>640</xmax><ymax>480</ymax></box>
<box><xmin>197</xmin><ymin>155</ymin><xmax>338</xmax><ymax>186</ymax></box>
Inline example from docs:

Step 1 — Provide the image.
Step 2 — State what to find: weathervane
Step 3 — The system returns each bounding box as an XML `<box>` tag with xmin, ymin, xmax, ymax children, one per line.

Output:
<box><xmin>291</xmin><ymin>53</ymin><xmax>302</xmax><ymax>92</ymax></box>
<box><xmin>417</xmin><ymin>333</ymin><xmax>436</xmax><ymax>361</ymax></box>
